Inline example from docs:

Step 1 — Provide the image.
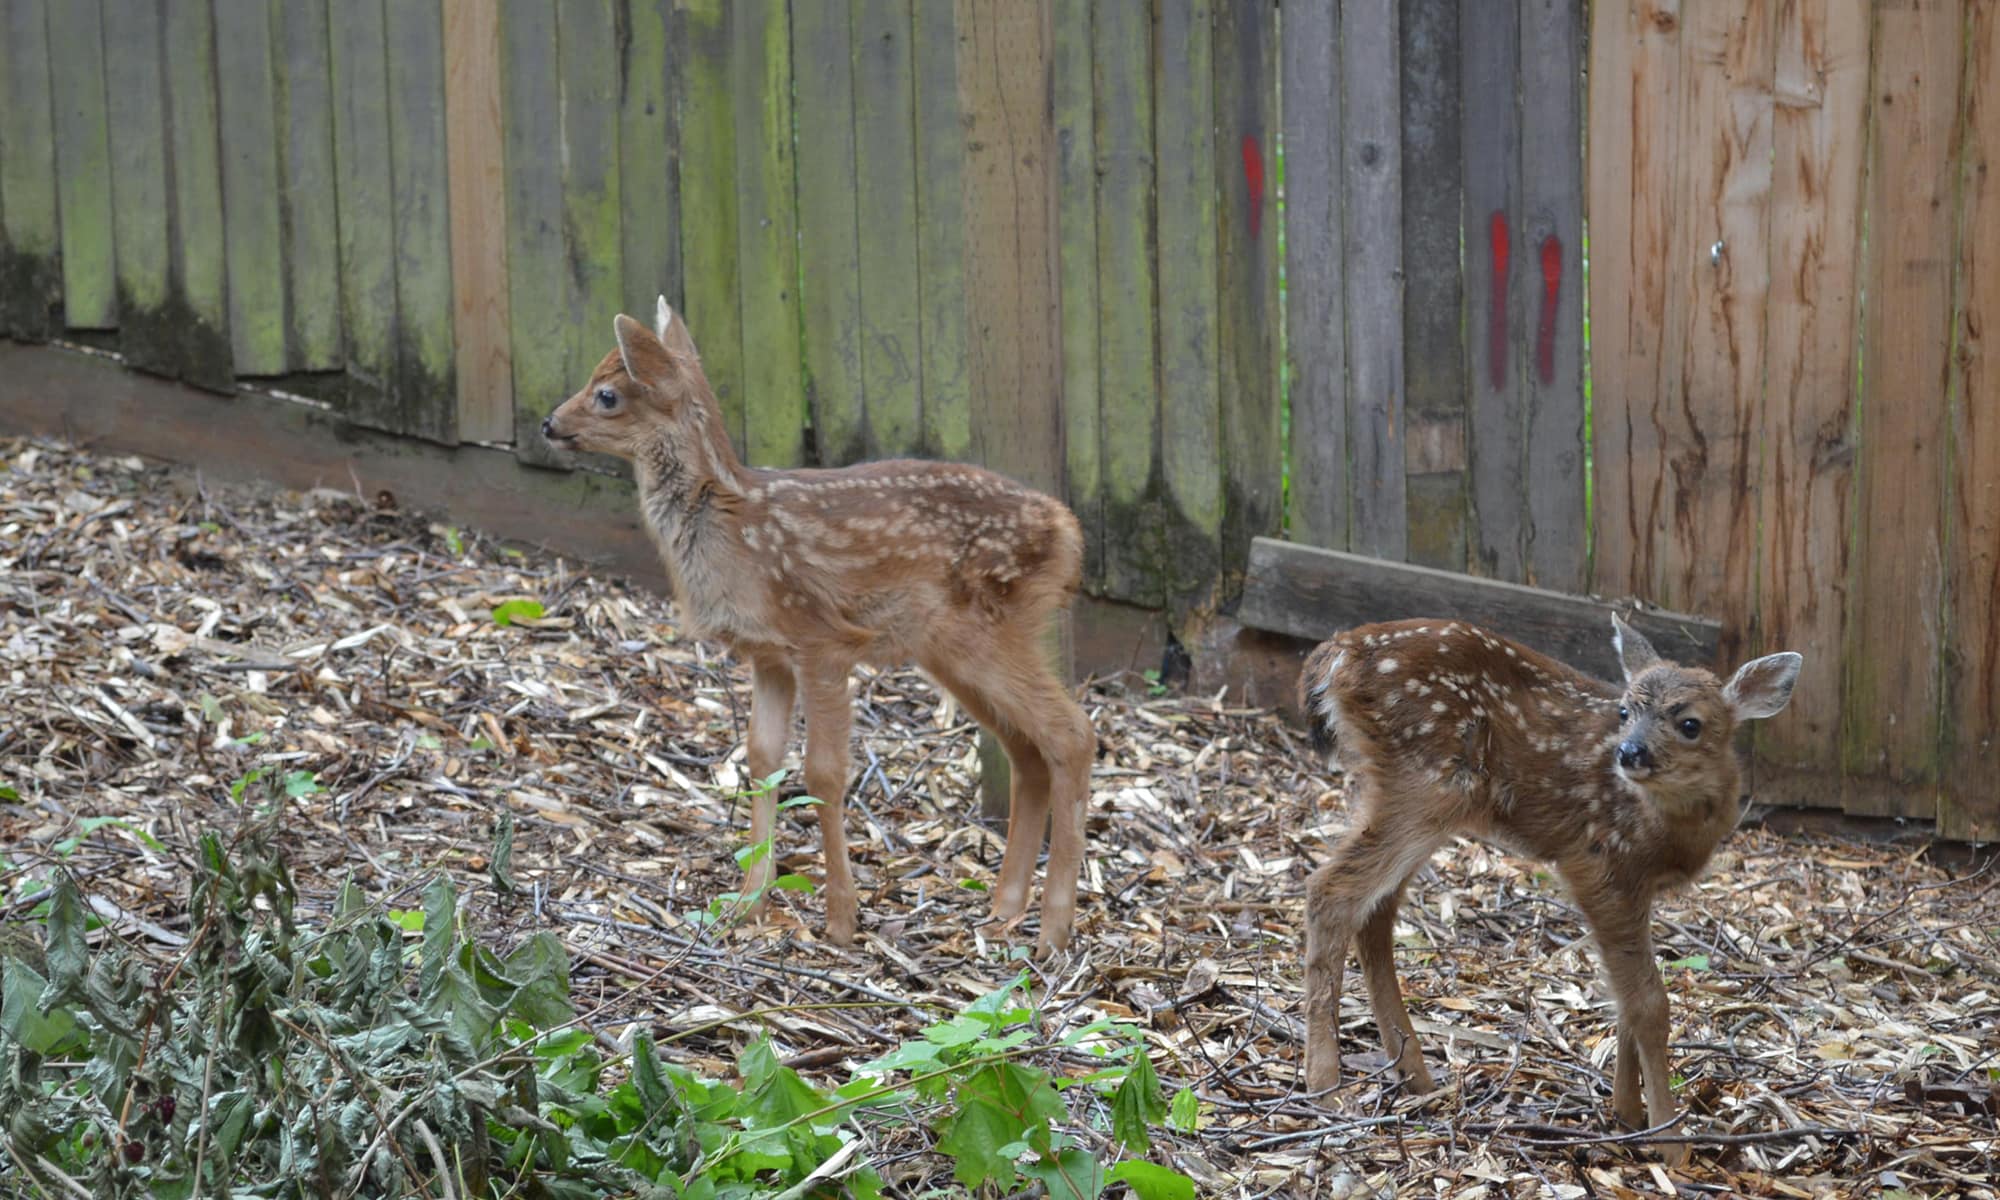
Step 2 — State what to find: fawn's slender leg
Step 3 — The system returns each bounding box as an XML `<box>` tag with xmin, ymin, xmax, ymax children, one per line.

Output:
<box><xmin>923</xmin><ymin>661</ymin><xmax>1050</xmax><ymax>923</ymax></box>
<box><xmin>742</xmin><ymin>656</ymin><xmax>797</xmax><ymax>911</ymax></box>
<box><xmin>799</xmin><ymin>661</ymin><xmax>858</xmax><ymax>945</ymax></box>
<box><xmin>1354</xmin><ymin>879</ymin><xmax>1434</xmax><ymax>1091</ymax></box>
<box><xmin>1574</xmin><ymin>886</ymin><xmax>1686</xmax><ymax>1166</ymax></box>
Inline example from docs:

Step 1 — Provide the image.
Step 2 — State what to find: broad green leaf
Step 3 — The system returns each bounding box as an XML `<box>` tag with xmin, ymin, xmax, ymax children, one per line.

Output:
<box><xmin>1108</xmin><ymin>1160</ymin><xmax>1197</xmax><ymax>1200</ymax></box>
<box><xmin>1167</xmin><ymin>1087</ymin><xmax>1202</xmax><ymax>1133</ymax></box>
<box><xmin>936</xmin><ymin>1097</ymin><xmax>1028</xmax><ymax>1191</ymax></box>
<box><xmin>854</xmin><ymin>1037</ymin><xmax>945</xmax><ymax>1075</ymax></box>
<box><xmin>1665</xmin><ymin>953</ymin><xmax>1710</xmax><ymax>971</ymax></box>
<box><xmin>1021</xmin><ymin>1146</ymin><xmax>1107</xmax><ymax>1200</ymax></box>
<box><xmin>1110</xmin><ymin>1048</ymin><xmax>1166</xmax><ymax>1151</ymax></box>
<box><xmin>0</xmin><ymin>785</ymin><xmax>18</xmax><ymax>800</ymax></box>
<box><xmin>40</xmin><ymin>877</ymin><xmax>87</xmax><ymax>1001</ymax></box>
<box><xmin>776</xmin><ymin>794</ymin><xmax>821</xmax><ymax>810</ymax></box>
<box><xmin>924</xmin><ymin>1014</ymin><xmax>992</xmax><ymax>1048</ymax></box>
<box><xmin>734</xmin><ymin>840</ymin><xmax>771</xmax><ymax>870</ymax></box>
<box><xmin>419</xmin><ymin>875</ymin><xmax>456</xmax><ymax>996</ymax></box>
<box><xmin>282</xmin><ymin>771</ymin><xmax>322</xmax><ymax>798</ymax></box>
<box><xmin>1</xmin><ymin>961</ymin><xmax>79</xmax><ymax>1053</ymax></box>
<box><xmin>500</xmin><ymin>933</ymin><xmax>573</xmax><ymax>1026</ymax></box>
<box><xmin>769</xmin><ymin>874</ymin><xmax>815</xmax><ymax>893</ymax></box>
<box><xmin>937</xmin><ymin>1062</ymin><xmax>1066</xmax><ymax>1188</ymax></box>
<box><xmin>965</xmin><ymin>970</ymin><xmax>1033</xmax><ymax>1023</ymax></box>
<box><xmin>490</xmin><ymin>599</ymin><xmax>545</xmax><ymax>626</ymax></box>
<box><xmin>738</xmin><ymin>1037</ymin><xmax>832</xmax><ymax>1128</ymax></box>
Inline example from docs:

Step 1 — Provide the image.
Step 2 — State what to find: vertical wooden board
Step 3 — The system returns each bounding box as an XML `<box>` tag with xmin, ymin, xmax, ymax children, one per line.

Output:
<box><xmin>851</xmin><ymin>0</ymin><xmax>923</xmax><ymax>458</ymax></box>
<box><xmin>1587</xmin><ymin>0</ymin><xmax>1685</xmax><ymax>604</ymax></box>
<box><xmin>385</xmin><ymin>0</ymin><xmax>458</xmax><ymax>442</ymax></box>
<box><xmin>499</xmin><ymin>0</ymin><xmax>571</xmax><ymax>457</ymax></box>
<box><xmin>45</xmin><ymin>0</ymin><xmax>115</xmax><ymax>329</ymax></box>
<box><xmin>1342</xmin><ymin>0</ymin><xmax>1404</xmax><ymax>560</ymax></box>
<box><xmin>556</xmin><ymin>0</ymin><xmax>623</xmax><ymax>456</ymax></box>
<box><xmin>1461</xmin><ymin>0</ymin><xmax>1522</xmax><ymax>580</ymax></box>
<box><xmin>620</xmin><ymin>0</ymin><xmax>680</xmax><ymax>348</ymax></box>
<box><xmin>1400</xmin><ymin>0</ymin><xmax>1466</xmax><ymax>572</ymax></box>
<box><xmin>1945</xmin><ymin>0</ymin><xmax>2000</xmax><ymax>840</ymax></box>
<box><xmin>102</xmin><ymin>1</ymin><xmax>175</xmax><ymax>376</ymax></box>
<box><xmin>214</xmin><ymin>0</ymin><xmax>289</xmax><ymax>377</ymax></box>
<box><xmin>445</xmin><ymin>0</ymin><xmax>514</xmax><ymax>443</ymax></box>
<box><xmin>1091</xmin><ymin>0</ymin><xmax>1160</xmax><ymax>606</ymax></box>
<box><xmin>792</xmin><ymin>0</ymin><xmax>866</xmax><ymax>465</ymax></box>
<box><xmin>1154</xmin><ymin>0</ymin><xmax>1221</xmax><ymax>607</ymax></box>
<box><xmin>1843</xmin><ymin>0</ymin><xmax>1959</xmax><ymax>796</ymax></box>
<box><xmin>733</xmin><ymin>0</ymin><xmax>804</xmax><ymax>467</ymax></box>
<box><xmin>328</xmin><ymin>0</ymin><xmax>399</xmax><ymax>426</ymax></box>
<box><xmin>1518</xmin><ymin>0</ymin><xmax>1586</xmax><ymax>591</ymax></box>
<box><xmin>1282</xmin><ymin>0</ymin><xmax>1346</xmax><ymax>552</ymax></box>
<box><xmin>0</xmin><ymin>0</ymin><xmax>61</xmax><ymax>339</ymax></box>
<box><xmin>675</xmin><ymin>0</ymin><xmax>745</xmax><ymax>452</ymax></box>
<box><xmin>164</xmin><ymin>0</ymin><xmax>234</xmax><ymax>390</ymax></box>
<box><xmin>1753</xmin><ymin>0</ymin><xmax>1868</xmax><ymax>796</ymax></box>
<box><xmin>914</xmin><ymin>0</ymin><xmax>972</xmax><ymax>463</ymax></box>
<box><xmin>273</xmin><ymin>0</ymin><xmax>342</xmax><ymax>371</ymax></box>
<box><xmin>1053</xmin><ymin>0</ymin><xmax>1103</xmax><ymax>585</ymax></box>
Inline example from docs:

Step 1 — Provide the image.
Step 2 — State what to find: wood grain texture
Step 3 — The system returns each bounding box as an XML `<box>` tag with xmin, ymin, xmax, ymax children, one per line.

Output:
<box><xmin>499</xmin><ymin>0</ymin><xmax>569</xmax><ymax>458</ymax></box>
<box><xmin>1281</xmin><ymin>0</ymin><xmax>1346</xmax><ymax>552</ymax></box>
<box><xmin>675</xmin><ymin>0</ymin><xmax>745</xmax><ymax>452</ymax></box>
<box><xmin>732</xmin><ymin>0</ymin><xmax>804</xmax><ymax>467</ymax></box>
<box><xmin>793</xmin><ymin>0</ymin><xmax>866</xmax><ymax>465</ymax></box>
<box><xmin>1238</xmin><ymin>536</ymin><xmax>1721</xmax><ymax>685</ymax></box>
<box><xmin>1341</xmin><ymin>0</ymin><xmax>1404</xmax><ymax>560</ymax></box>
<box><xmin>1943</xmin><ymin>0</ymin><xmax>1999</xmax><ymax>840</ymax></box>
<box><xmin>0</xmin><ymin>0</ymin><xmax>60</xmax><ymax>339</ymax></box>
<box><xmin>619</xmin><ymin>0</ymin><xmax>680</xmax><ymax>336</ymax></box>
<box><xmin>46</xmin><ymin>0</ymin><xmax>114</xmax><ymax>330</ymax></box>
<box><xmin>163</xmin><ymin>0</ymin><xmax>232</xmax><ymax>391</ymax></box>
<box><xmin>1155</xmin><ymin>0</ymin><xmax>1221</xmax><ymax>608</ymax></box>
<box><xmin>915</xmin><ymin>0</ymin><xmax>971</xmax><ymax>463</ymax></box>
<box><xmin>1399</xmin><ymin>0</ymin><xmax>1466</xmax><ymax>573</ymax></box>
<box><xmin>274</xmin><ymin>0</ymin><xmax>342</xmax><ymax>371</ymax></box>
<box><xmin>445</xmin><ymin>0</ymin><xmax>515</xmax><ymax>443</ymax></box>
<box><xmin>1214</xmin><ymin>0</ymin><xmax>1280</xmax><ymax>589</ymax></box>
<box><xmin>386</xmin><ymin>0</ymin><xmax>457</xmax><ymax>442</ymax></box>
<box><xmin>1091</xmin><ymin>0</ymin><xmax>1162</xmax><ymax>606</ymax></box>
<box><xmin>1753</xmin><ymin>0</ymin><xmax>1869</xmax><ymax>802</ymax></box>
<box><xmin>1461</xmin><ymin>0</ymin><xmax>1522</xmax><ymax>580</ymax></box>
<box><xmin>557</xmin><ymin>0</ymin><xmax>624</xmax><ymax>455</ymax></box>
<box><xmin>102</xmin><ymin>0</ymin><xmax>173</xmax><ymax>376</ymax></box>
<box><xmin>1517</xmin><ymin>0</ymin><xmax>1585</xmax><ymax>592</ymax></box>
<box><xmin>851</xmin><ymin>0</ymin><xmax>922</xmax><ymax>459</ymax></box>
<box><xmin>1052</xmin><ymin>0</ymin><xmax>1102</xmax><ymax>586</ymax></box>
<box><xmin>214</xmin><ymin>0</ymin><xmax>289</xmax><ymax>377</ymax></box>
<box><xmin>1842</xmin><ymin>0</ymin><xmax>1959</xmax><ymax>798</ymax></box>
<box><xmin>329</xmin><ymin>0</ymin><xmax>399</xmax><ymax>425</ymax></box>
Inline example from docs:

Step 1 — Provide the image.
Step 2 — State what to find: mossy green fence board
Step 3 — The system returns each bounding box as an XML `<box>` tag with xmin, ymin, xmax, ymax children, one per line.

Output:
<box><xmin>620</xmin><ymin>0</ymin><xmax>682</xmax><ymax>325</ymax></box>
<box><xmin>215</xmin><ymin>0</ymin><xmax>289</xmax><ymax>379</ymax></box>
<box><xmin>163</xmin><ymin>0</ymin><xmax>233</xmax><ymax>391</ymax></box>
<box><xmin>733</xmin><ymin>0</ymin><xmax>804</xmax><ymax>468</ymax></box>
<box><xmin>0</xmin><ymin>0</ymin><xmax>61</xmax><ymax>340</ymax></box>
<box><xmin>675</xmin><ymin>0</ymin><xmax>746</xmax><ymax>452</ymax></box>
<box><xmin>46</xmin><ymin>0</ymin><xmax>114</xmax><ymax>331</ymax></box>
<box><xmin>329</xmin><ymin>0</ymin><xmax>399</xmax><ymax>426</ymax></box>
<box><xmin>386</xmin><ymin>0</ymin><xmax>458</xmax><ymax>443</ymax></box>
<box><xmin>103</xmin><ymin>0</ymin><xmax>174</xmax><ymax>377</ymax></box>
<box><xmin>275</xmin><ymin>0</ymin><xmax>343</xmax><ymax>372</ymax></box>
<box><xmin>1052</xmin><ymin>0</ymin><xmax>1103</xmax><ymax>587</ymax></box>
<box><xmin>793</xmin><ymin>0</ymin><xmax>867</xmax><ymax>466</ymax></box>
<box><xmin>556</xmin><ymin>0</ymin><xmax>626</xmax><ymax>459</ymax></box>
<box><xmin>499</xmin><ymin>0</ymin><xmax>569</xmax><ymax>461</ymax></box>
<box><xmin>851</xmin><ymin>0</ymin><xmax>923</xmax><ymax>460</ymax></box>
<box><xmin>914</xmin><ymin>0</ymin><xmax>970</xmax><ymax>464</ymax></box>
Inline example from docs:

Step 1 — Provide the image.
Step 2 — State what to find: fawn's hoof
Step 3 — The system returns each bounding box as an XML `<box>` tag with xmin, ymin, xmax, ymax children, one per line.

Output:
<box><xmin>1656</xmin><ymin>1141</ymin><xmax>1690</xmax><ymax>1168</ymax></box>
<box><xmin>825</xmin><ymin>897</ymin><xmax>858</xmax><ymax>946</ymax></box>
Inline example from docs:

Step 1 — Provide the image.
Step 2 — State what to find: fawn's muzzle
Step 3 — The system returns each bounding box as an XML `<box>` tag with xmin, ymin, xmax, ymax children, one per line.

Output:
<box><xmin>1616</xmin><ymin>741</ymin><xmax>1654</xmax><ymax>772</ymax></box>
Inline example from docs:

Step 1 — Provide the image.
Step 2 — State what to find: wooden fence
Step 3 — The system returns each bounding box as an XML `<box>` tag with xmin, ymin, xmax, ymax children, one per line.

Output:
<box><xmin>0</xmin><ymin>0</ymin><xmax>1991</xmax><ymax>837</ymax></box>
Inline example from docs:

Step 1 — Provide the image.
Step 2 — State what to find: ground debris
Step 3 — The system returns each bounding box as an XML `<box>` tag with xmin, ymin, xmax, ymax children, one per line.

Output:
<box><xmin>1</xmin><ymin>435</ymin><xmax>1995</xmax><ymax>1195</ymax></box>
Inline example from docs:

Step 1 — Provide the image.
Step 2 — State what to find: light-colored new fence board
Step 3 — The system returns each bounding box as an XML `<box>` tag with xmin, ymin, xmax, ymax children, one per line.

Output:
<box><xmin>46</xmin><ymin>0</ymin><xmax>113</xmax><ymax>331</ymax></box>
<box><xmin>445</xmin><ymin>0</ymin><xmax>513</xmax><ymax>444</ymax></box>
<box><xmin>1340</xmin><ymin>0</ymin><xmax>1403</xmax><ymax>561</ymax></box>
<box><xmin>214</xmin><ymin>0</ymin><xmax>289</xmax><ymax>378</ymax></box>
<box><xmin>0</xmin><ymin>0</ymin><xmax>59</xmax><ymax>339</ymax></box>
<box><xmin>274</xmin><ymin>0</ymin><xmax>343</xmax><ymax>373</ymax></box>
<box><xmin>103</xmin><ymin>1</ymin><xmax>173</xmax><ymax>378</ymax></box>
<box><xmin>1462</xmin><ymin>0</ymin><xmax>1522</xmax><ymax>581</ymax></box>
<box><xmin>1052</xmin><ymin>0</ymin><xmax>1102</xmax><ymax>585</ymax></box>
<box><xmin>733</xmin><ymin>0</ymin><xmax>804</xmax><ymax>468</ymax></box>
<box><xmin>163</xmin><ymin>0</ymin><xmax>232</xmax><ymax>392</ymax></box>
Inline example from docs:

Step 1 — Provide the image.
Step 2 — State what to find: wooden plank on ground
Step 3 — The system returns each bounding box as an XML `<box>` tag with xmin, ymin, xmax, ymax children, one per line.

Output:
<box><xmin>1753</xmin><ymin>0</ymin><xmax>1869</xmax><ymax>804</ymax></box>
<box><xmin>1341</xmin><ymin>0</ymin><xmax>1404</xmax><ymax>560</ymax></box>
<box><xmin>1282</xmin><ymin>0</ymin><xmax>1346</xmax><ymax>552</ymax></box>
<box><xmin>555</xmin><ymin>0</ymin><xmax>623</xmax><ymax>457</ymax></box>
<box><xmin>734</xmin><ymin>0</ymin><xmax>804</xmax><ymax>467</ymax></box>
<box><xmin>1461</xmin><ymin>0</ymin><xmax>1521</xmax><ymax>580</ymax></box>
<box><xmin>1943</xmin><ymin>0</ymin><xmax>1999</xmax><ymax>840</ymax></box>
<box><xmin>793</xmin><ymin>0</ymin><xmax>866</xmax><ymax>465</ymax></box>
<box><xmin>1517</xmin><ymin>0</ymin><xmax>1585</xmax><ymax>592</ymax></box>
<box><xmin>214</xmin><ymin>0</ymin><xmax>288</xmax><ymax>377</ymax></box>
<box><xmin>675</xmin><ymin>0</ymin><xmax>745</xmax><ymax>452</ymax></box>
<box><xmin>1052</xmin><ymin>0</ymin><xmax>1102</xmax><ymax>586</ymax></box>
<box><xmin>620</xmin><ymin>0</ymin><xmax>680</xmax><ymax>327</ymax></box>
<box><xmin>851</xmin><ymin>0</ymin><xmax>922</xmax><ymax>458</ymax></box>
<box><xmin>329</xmin><ymin>0</ymin><xmax>399</xmax><ymax>426</ymax></box>
<box><xmin>1239</xmin><ymin>536</ymin><xmax>1721</xmax><ymax>684</ymax></box>
<box><xmin>386</xmin><ymin>0</ymin><xmax>457</xmax><ymax>443</ymax></box>
<box><xmin>1091</xmin><ymin>0</ymin><xmax>1161</xmax><ymax>606</ymax></box>
<box><xmin>1154</xmin><ymin>0</ymin><xmax>1221</xmax><ymax>609</ymax></box>
<box><xmin>46</xmin><ymin>0</ymin><xmax>114</xmax><ymax>330</ymax></box>
<box><xmin>915</xmin><ymin>1</ymin><xmax>971</xmax><ymax>463</ymax></box>
<box><xmin>445</xmin><ymin>0</ymin><xmax>514</xmax><ymax>443</ymax></box>
<box><xmin>1399</xmin><ymin>0</ymin><xmax>1466</xmax><ymax>573</ymax></box>
<box><xmin>499</xmin><ymin>0</ymin><xmax>569</xmax><ymax>457</ymax></box>
<box><xmin>1842</xmin><ymin>0</ymin><xmax>1959</xmax><ymax>800</ymax></box>
<box><xmin>274</xmin><ymin>0</ymin><xmax>342</xmax><ymax>371</ymax></box>
<box><xmin>1215</xmin><ymin>0</ymin><xmax>1281</xmax><ymax>593</ymax></box>
<box><xmin>0</xmin><ymin>0</ymin><xmax>61</xmax><ymax>340</ymax></box>
<box><xmin>163</xmin><ymin>0</ymin><xmax>233</xmax><ymax>390</ymax></box>
<box><xmin>102</xmin><ymin>1</ymin><xmax>174</xmax><ymax>376</ymax></box>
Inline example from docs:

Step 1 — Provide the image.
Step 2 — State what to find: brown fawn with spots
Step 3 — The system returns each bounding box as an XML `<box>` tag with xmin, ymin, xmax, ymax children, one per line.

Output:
<box><xmin>541</xmin><ymin>300</ymin><xmax>1095</xmax><ymax>953</ymax></box>
<box><xmin>1298</xmin><ymin>616</ymin><xmax>1801</xmax><ymax>1161</ymax></box>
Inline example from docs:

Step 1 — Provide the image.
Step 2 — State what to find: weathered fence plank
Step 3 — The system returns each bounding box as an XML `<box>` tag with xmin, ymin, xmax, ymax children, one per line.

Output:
<box><xmin>386</xmin><ymin>0</ymin><xmax>457</xmax><ymax>442</ymax></box>
<box><xmin>0</xmin><ymin>0</ymin><xmax>60</xmax><ymax>339</ymax></box>
<box><xmin>1282</xmin><ymin>0</ymin><xmax>1346</xmax><ymax>552</ymax></box>
<box><xmin>1400</xmin><ymin>0</ymin><xmax>1466</xmax><ymax>573</ymax></box>
<box><xmin>103</xmin><ymin>2</ymin><xmax>173</xmax><ymax>377</ymax></box>
<box><xmin>1843</xmin><ymin>0</ymin><xmax>1959</xmax><ymax>802</ymax></box>
<box><xmin>46</xmin><ymin>0</ymin><xmax>114</xmax><ymax>330</ymax></box>
<box><xmin>851</xmin><ymin>0</ymin><xmax>923</xmax><ymax>459</ymax></box>
<box><xmin>675</xmin><ymin>0</ymin><xmax>745</xmax><ymax>451</ymax></box>
<box><xmin>1461</xmin><ymin>0</ymin><xmax>1521</xmax><ymax>581</ymax></box>
<box><xmin>274</xmin><ymin>0</ymin><xmax>342</xmax><ymax>372</ymax></box>
<box><xmin>499</xmin><ymin>0</ymin><xmax>569</xmax><ymax>456</ymax></box>
<box><xmin>329</xmin><ymin>0</ymin><xmax>400</xmax><ymax>425</ymax></box>
<box><xmin>1341</xmin><ymin>0</ymin><xmax>1404</xmax><ymax>560</ymax></box>
<box><xmin>619</xmin><ymin>0</ymin><xmax>681</xmax><ymax>334</ymax></box>
<box><xmin>733</xmin><ymin>0</ymin><xmax>804</xmax><ymax>467</ymax></box>
<box><xmin>915</xmin><ymin>1</ymin><xmax>971</xmax><ymax>463</ymax></box>
<box><xmin>163</xmin><ymin>0</ymin><xmax>232</xmax><ymax>391</ymax></box>
<box><xmin>445</xmin><ymin>0</ymin><xmax>514</xmax><ymax>442</ymax></box>
<box><xmin>1052</xmin><ymin>0</ymin><xmax>1102</xmax><ymax>585</ymax></box>
<box><xmin>793</xmin><ymin>0</ymin><xmax>866</xmax><ymax>465</ymax></box>
<box><xmin>1517</xmin><ymin>0</ymin><xmax>1585</xmax><ymax>592</ymax></box>
<box><xmin>556</xmin><ymin>0</ymin><xmax>624</xmax><ymax>457</ymax></box>
<box><xmin>214</xmin><ymin>0</ymin><xmax>289</xmax><ymax>377</ymax></box>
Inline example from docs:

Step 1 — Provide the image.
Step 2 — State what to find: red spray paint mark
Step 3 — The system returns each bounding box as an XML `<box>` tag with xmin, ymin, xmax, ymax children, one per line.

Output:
<box><xmin>1536</xmin><ymin>234</ymin><xmax>1563</xmax><ymax>385</ymax></box>
<box><xmin>1487</xmin><ymin>211</ymin><xmax>1510</xmax><ymax>389</ymax></box>
<box><xmin>1241</xmin><ymin>136</ymin><xmax>1264</xmax><ymax>237</ymax></box>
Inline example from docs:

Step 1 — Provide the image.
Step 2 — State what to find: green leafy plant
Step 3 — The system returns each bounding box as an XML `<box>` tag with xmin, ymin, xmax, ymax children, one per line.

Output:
<box><xmin>489</xmin><ymin>599</ymin><xmax>545</xmax><ymax>627</ymax></box>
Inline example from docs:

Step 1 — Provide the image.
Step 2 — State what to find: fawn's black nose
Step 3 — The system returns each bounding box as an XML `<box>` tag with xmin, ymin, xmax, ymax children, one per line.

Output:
<box><xmin>1617</xmin><ymin>741</ymin><xmax>1653</xmax><ymax>771</ymax></box>
<box><xmin>540</xmin><ymin>415</ymin><xmax>554</xmax><ymax>438</ymax></box>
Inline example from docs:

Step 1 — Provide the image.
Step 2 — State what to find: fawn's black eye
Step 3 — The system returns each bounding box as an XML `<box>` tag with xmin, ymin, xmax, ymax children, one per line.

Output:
<box><xmin>1617</xmin><ymin>704</ymin><xmax>1630</xmax><ymax>722</ymax></box>
<box><xmin>594</xmin><ymin>387</ymin><xmax>618</xmax><ymax>410</ymax></box>
<box><xmin>1677</xmin><ymin>717</ymin><xmax>1702</xmax><ymax>740</ymax></box>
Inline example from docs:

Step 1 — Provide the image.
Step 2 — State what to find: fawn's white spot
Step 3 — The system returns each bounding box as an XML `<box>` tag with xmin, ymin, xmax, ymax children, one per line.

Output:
<box><xmin>1378</xmin><ymin>657</ymin><xmax>1400</xmax><ymax>674</ymax></box>
<box><xmin>1430</xmin><ymin>701</ymin><xmax>1447</xmax><ymax>714</ymax></box>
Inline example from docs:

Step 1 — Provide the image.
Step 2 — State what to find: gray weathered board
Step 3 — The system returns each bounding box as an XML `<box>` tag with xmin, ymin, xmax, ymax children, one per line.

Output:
<box><xmin>1237</xmin><ymin>537</ymin><xmax>1721</xmax><ymax>683</ymax></box>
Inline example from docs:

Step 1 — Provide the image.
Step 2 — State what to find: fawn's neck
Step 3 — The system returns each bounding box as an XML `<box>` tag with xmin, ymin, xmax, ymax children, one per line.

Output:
<box><xmin>633</xmin><ymin>420</ymin><xmax>749</xmax><ymax>590</ymax></box>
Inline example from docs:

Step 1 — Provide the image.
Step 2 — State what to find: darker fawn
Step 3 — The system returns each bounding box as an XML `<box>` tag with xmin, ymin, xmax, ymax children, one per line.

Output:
<box><xmin>1299</xmin><ymin>616</ymin><xmax>1800</xmax><ymax>1161</ymax></box>
<box><xmin>542</xmin><ymin>299</ymin><xmax>1095</xmax><ymax>953</ymax></box>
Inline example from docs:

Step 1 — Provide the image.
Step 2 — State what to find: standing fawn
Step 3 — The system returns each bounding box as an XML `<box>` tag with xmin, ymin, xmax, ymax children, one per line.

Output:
<box><xmin>541</xmin><ymin>299</ymin><xmax>1095</xmax><ymax>953</ymax></box>
<box><xmin>1299</xmin><ymin>616</ymin><xmax>1801</xmax><ymax>1161</ymax></box>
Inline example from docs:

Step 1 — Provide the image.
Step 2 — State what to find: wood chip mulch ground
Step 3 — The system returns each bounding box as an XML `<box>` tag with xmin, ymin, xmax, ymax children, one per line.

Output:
<box><xmin>2</xmin><ymin>434</ymin><xmax>1995</xmax><ymax>1198</ymax></box>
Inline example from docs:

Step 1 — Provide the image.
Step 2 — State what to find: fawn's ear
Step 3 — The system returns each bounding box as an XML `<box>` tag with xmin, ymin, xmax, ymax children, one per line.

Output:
<box><xmin>1611</xmin><ymin>614</ymin><xmax>1661</xmax><ymax>680</ymax></box>
<box><xmin>655</xmin><ymin>296</ymin><xmax>701</xmax><ymax>361</ymax></box>
<box><xmin>1724</xmin><ymin>651</ymin><xmax>1803</xmax><ymax>721</ymax></box>
<box><xmin>614</xmin><ymin>313</ymin><xmax>673</xmax><ymax>383</ymax></box>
